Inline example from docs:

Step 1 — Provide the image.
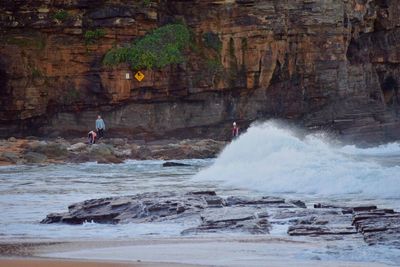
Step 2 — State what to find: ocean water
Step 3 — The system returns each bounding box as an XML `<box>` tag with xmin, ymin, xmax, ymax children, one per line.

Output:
<box><xmin>0</xmin><ymin>159</ymin><xmax>218</xmax><ymax>240</ymax></box>
<box><xmin>0</xmin><ymin>121</ymin><xmax>400</xmax><ymax>264</ymax></box>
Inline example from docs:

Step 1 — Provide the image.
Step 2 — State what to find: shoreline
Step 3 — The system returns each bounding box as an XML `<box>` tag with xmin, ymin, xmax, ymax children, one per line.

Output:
<box><xmin>0</xmin><ymin>258</ymin><xmax>390</xmax><ymax>267</ymax></box>
<box><xmin>0</xmin><ymin>258</ymin><xmax>203</xmax><ymax>267</ymax></box>
<box><xmin>0</xmin><ymin>237</ymin><xmax>393</xmax><ymax>267</ymax></box>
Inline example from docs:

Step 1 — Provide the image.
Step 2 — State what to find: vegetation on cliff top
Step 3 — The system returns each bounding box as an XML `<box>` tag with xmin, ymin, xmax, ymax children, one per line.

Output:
<box><xmin>103</xmin><ymin>24</ymin><xmax>191</xmax><ymax>70</ymax></box>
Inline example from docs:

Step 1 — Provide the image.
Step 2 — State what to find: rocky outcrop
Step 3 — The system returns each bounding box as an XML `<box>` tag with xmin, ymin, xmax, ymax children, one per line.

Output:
<box><xmin>288</xmin><ymin>203</ymin><xmax>400</xmax><ymax>248</ymax></box>
<box><xmin>1</xmin><ymin>1</ymin><xmax>400</xmax><ymax>143</ymax></box>
<box><xmin>41</xmin><ymin>191</ymin><xmax>400</xmax><ymax>248</ymax></box>
<box><xmin>0</xmin><ymin>137</ymin><xmax>226</xmax><ymax>165</ymax></box>
<box><xmin>40</xmin><ymin>191</ymin><xmax>291</xmax><ymax>235</ymax></box>
<box><xmin>162</xmin><ymin>161</ymin><xmax>191</xmax><ymax>167</ymax></box>
<box><xmin>353</xmin><ymin>208</ymin><xmax>400</xmax><ymax>247</ymax></box>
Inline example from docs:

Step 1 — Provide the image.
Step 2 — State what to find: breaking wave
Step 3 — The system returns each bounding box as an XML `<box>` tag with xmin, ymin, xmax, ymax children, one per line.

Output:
<box><xmin>195</xmin><ymin>121</ymin><xmax>400</xmax><ymax>198</ymax></box>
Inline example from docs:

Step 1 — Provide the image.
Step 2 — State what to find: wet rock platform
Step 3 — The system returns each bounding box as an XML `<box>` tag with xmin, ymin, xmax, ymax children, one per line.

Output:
<box><xmin>42</xmin><ymin>191</ymin><xmax>400</xmax><ymax>248</ymax></box>
<box><xmin>287</xmin><ymin>203</ymin><xmax>400</xmax><ymax>248</ymax></box>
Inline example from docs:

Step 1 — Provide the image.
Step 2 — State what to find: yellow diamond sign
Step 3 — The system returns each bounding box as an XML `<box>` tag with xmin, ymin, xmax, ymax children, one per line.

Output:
<box><xmin>134</xmin><ymin>71</ymin><xmax>145</xmax><ymax>82</ymax></box>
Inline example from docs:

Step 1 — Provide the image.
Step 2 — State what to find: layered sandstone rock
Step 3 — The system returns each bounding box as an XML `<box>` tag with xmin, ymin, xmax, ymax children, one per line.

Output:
<box><xmin>41</xmin><ymin>190</ymin><xmax>400</xmax><ymax>247</ymax></box>
<box><xmin>1</xmin><ymin>0</ymin><xmax>399</xmax><ymax>143</ymax></box>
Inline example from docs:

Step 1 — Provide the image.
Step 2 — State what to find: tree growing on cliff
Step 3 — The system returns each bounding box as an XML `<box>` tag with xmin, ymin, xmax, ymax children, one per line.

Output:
<box><xmin>103</xmin><ymin>24</ymin><xmax>191</xmax><ymax>70</ymax></box>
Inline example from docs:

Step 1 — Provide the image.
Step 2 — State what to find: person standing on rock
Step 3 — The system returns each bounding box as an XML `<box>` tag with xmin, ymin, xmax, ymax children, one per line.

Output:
<box><xmin>96</xmin><ymin>115</ymin><xmax>106</xmax><ymax>139</ymax></box>
<box><xmin>232</xmin><ymin>122</ymin><xmax>239</xmax><ymax>140</ymax></box>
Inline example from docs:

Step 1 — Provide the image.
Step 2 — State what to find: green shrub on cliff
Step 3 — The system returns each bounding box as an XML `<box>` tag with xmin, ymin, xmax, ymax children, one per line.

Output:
<box><xmin>31</xmin><ymin>68</ymin><xmax>43</xmax><ymax>79</ymax></box>
<box><xmin>203</xmin><ymin>32</ymin><xmax>222</xmax><ymax>54</ymax></box>
<box><xmin>53</xmin><ymin>10</ymin><xmax>70</xmax><ymax>22</ymax></box>
<box><xmin>103</xmin><ymin>24</ymin><xmax>191</xmax><ymax>70</ymax></box>
<box><xmin>141</xmin><ymin>0</ymin><xmax>153</xmax><ymax>7</ymax></box>
<box><xmin>84</xmin><ymin>29</ymin><xmax>106</xmax><ymax>45</ymax></box>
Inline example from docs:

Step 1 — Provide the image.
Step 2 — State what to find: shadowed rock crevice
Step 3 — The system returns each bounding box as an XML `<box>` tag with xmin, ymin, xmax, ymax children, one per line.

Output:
<box><xmin>0</xmin><ymin>68</ymin><xmax>8</xmax><ymax>97</ymax></box>
<box><xmin>381</xmin><ymin>76</ymin><xmax>399</xmax><ymax>105</ymax></box>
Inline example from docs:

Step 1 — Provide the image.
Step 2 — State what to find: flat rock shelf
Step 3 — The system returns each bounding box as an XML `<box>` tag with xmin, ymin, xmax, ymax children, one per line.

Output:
<box><xmin>42</xmin><ymin>191</ymin><xmax>400</xmax><ymax>248</ymax></box>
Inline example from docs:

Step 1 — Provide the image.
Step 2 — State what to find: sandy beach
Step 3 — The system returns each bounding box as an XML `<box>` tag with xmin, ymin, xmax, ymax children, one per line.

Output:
<box><xmin>0</xmin><ymin>257</ymin><xmax>392</xmax><ymax>267</ymax></box>
<box><xmin>0</xmin><ymin>258</ymin><xmax>203</xmax><ymax>267</ymax></box>
<box><xmin>0</xmin><ymin>237</ymin><xmax>394</xmax><ymax>267</ymax></box>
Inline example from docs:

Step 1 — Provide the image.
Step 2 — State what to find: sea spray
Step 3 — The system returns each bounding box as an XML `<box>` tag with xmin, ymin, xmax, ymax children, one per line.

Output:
<box><xmin>194</xmin><ymin>121</ymin><xmax>400</xmax><ymax>198</ymax></box>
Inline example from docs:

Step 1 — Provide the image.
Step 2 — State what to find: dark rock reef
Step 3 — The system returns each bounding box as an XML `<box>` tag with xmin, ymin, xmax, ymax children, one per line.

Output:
<box><xmin>42</xmin><ymin>191</ymin><xmax>281</xmax><ymax>235</ymax></box>
<box><xmin>163</xmin><ymin>161</ymin><xmax>191</xmax><ymax>167</ymax></box>
<box><xmin>42</xmin><ymin>191</ymin><xmax>400</xmax><ymax>248</ymax></box>
<box><xmin>0</xmin><ymin>1</ymin><xmax>400</xmax><ymax>143</ymax></box>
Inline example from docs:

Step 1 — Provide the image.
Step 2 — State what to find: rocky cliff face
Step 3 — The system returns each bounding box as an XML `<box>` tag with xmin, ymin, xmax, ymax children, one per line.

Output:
<box><xmin>1</xmin><ymin>0</ymin><xmax>399</xmax><ymax>142</ymax></box>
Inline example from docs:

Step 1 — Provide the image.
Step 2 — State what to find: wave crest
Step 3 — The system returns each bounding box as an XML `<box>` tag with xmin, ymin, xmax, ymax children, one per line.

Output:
<box><xmin>195</xmin><ymin>121</ymin><xmax>400</xmax><ymax>198</ymax></box>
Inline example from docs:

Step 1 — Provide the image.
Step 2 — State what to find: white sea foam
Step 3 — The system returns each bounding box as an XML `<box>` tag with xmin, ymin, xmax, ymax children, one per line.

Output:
<box><xmin>194</xmin><ymin>121</ymin><xmax>400</xmax><ymax>198</ymax></box>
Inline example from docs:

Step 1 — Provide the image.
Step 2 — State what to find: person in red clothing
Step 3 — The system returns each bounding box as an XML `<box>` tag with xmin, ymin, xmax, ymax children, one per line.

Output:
<box><xmin>88</xmin><ymin>130</ymin><xmax>97</xmax><ymax>144</ymax></box>
<box><xmin>232</xmin><ymin>122</ymin><xmax>239</xmax><ymax>140</ymax></box>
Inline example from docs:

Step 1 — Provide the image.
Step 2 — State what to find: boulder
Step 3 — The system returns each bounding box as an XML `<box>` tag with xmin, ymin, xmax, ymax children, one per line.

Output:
<box><xmin>42</xmin><ymin>143</ymin><xmax>68</xmax><ymax>158</ymax></box>
<box><xmin>7</xmin><ymin>137</ymin><xmax>16</xmax><ymax>142</ymax></box>
<box><xmin>108</xmin><ymin>138</ymin><xmax>127</xmax><ymax>147</ymax></box>
<box><xmin>68</xmin><ymin>142</ymin><xmax>87</xmax><ymax>152</ymax></box>
<box><xmin>131</xmin><ymin>146</ymin><xmax>152</xmax><ymax>160</ymax></box>
<box><xmin>54</xmin><ymin>137</ymin><xmax>70</xmax><ymax>147</ymax></box>
<box><xmin>23</xmin><ymin>152</ymin><xmax>47</xmax><ymax>163</ymax></box>
<box><xmin>26</xmin><ymin>141</ymin><xmax>47</xmax><ymax>151</ymax></box>
<box><xmin>114</xmin><ymin>149</ymin><xmax>132</xmax><ymax>158</ymax></box>
<box><xmin>0</xmin><ymin>156</ymin><xmax>14</xmax><ymax>165</ymax></box>
<box><xmin>88</xmin><ymin>144</ymin><xmax>114</xmax><ymax>157</ymax></box>
<box><xmin>30</xmin><ymin>142</ymin><xmax>68</xmax><ymax>159</ymax></box>
<box><xmin>289</xmin><ymin>200</ymin><xmax>307</xmax><ymax>209</ymax></box>
<box><xmin>68</xmin><ymin>153</ymin><xmax>92</xmax><ymax>163</ymax></box>
<box><xmin>181</xmin><ymin>139</ymin><xmax>227</xmax><ymax>158</ymax></box>
<box><xmin>150</xmin><ymin>145</ymin><xmax>186</xmax><ymax>160</ymax></box>
<box><xmin>163</xmin><ymin>162</ymin><xmax>191</xmax><ymax>167</ymax></box>
<box><xmin>97</xmin><ymin>155</ymin><xmax>124</xmax><ymax>164</ymax></box>
<box><xmin>1</xmin><ymin>152</ymin><xmax>19</xmax><ymax>164</ymax></box>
